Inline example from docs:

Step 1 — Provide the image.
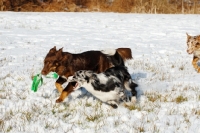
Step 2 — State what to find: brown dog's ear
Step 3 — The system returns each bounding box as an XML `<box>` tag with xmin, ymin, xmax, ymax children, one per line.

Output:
<box><xmin>186</xmin><ymin>33</ymin><xmax>191</xmax><ymax>40</ymax></box>
<box><xmin>56</xmin><ymin>48</ymin><xmax>63</xmax><ymax>59</ymax></box>
<box><xmin>197</xmin><ymin>35</ymin><xmax>200</xmax><ymax>41</ymax></box>
<box><xmin>58</xmin><ymin>47</ymin><xmax>63</xmax><ymax>52</ymax></box>
<box><xmin>49</xmin><ymin>46</ymin><xmax>57</xmax><ymax>53</ymax></box>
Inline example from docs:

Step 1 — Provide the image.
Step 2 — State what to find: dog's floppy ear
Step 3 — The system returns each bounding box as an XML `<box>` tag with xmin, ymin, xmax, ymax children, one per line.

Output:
<box><xmin>197</xmin><ymin>35</ymin><xmax>200</xmax><ymax>41</ymax></box>
<box><xmin>85</xmin><ymin>71</ymin><xmax>93</xmax><ymax>77</ymax></box>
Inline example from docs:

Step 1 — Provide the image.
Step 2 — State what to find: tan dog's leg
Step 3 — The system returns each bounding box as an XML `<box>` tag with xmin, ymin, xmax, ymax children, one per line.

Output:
<box><xmin>55</xmin><ymin>82</ymin><xmax>63</xmax><ymax>93</ymax></box>
<box><xmin>192</xmin><ymin>57</ymin><xmax>200</xmax><ymax>73</ymax></box>
<box><xmin>55</xmin><ymin>77</ymin><xmax>67</xmax><ymax>93</ymax></box>
<box><xmin>56</xmin><ymin>83</ymin><xmax>74</xmax><ymax>103</ymax></box>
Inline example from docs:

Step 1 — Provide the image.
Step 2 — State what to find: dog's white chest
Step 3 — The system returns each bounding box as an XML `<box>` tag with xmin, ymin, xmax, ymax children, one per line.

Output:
<box><xmin>194</xmin><ymin>50</ymin><xmax>200</xmax><ymax>58</ymax></box>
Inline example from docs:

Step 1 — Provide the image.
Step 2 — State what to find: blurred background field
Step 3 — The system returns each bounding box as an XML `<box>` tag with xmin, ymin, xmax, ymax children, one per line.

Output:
<box><xmin>1</xmin><ymin>0</ymin><xmax>200</xmax><ymax>13</ymax></box>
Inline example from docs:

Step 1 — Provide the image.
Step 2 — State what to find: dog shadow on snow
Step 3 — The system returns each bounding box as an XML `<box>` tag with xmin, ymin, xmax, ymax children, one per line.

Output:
<box><xmin>131</xmin><ymin>72</ymin><xmax>147</xmax><ymax>102</ymax></box>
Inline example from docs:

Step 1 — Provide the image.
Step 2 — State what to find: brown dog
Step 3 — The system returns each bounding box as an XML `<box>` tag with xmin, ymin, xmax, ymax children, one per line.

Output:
<box><xmin>41</xmin><ymin>46</ymin><xmax>133</xmax><ymax>103</ymax></box>
<box><xmin>186</xmin><ymin>33</ymin><xmax>200</xmax><ymax>73</ymax></box>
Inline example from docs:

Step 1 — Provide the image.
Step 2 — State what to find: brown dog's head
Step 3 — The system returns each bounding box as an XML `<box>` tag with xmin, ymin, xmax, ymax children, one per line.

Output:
<box><xmin>186</xmin><ymin>33</ymin><xmax>200</xmax><ymax>54</ymax></box>
<box><xmin>41</xmin><ymin>46</ymin><xmax>72</xmax><ymax>76</ymax></box>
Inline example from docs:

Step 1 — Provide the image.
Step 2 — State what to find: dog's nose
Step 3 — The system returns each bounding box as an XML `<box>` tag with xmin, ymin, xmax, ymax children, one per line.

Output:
<box><xmin>187</xmin><ymin>50</ymin><xmax>192</xmax><ymax>54</ymax></box>
<box><xmin>41</xmin><ymin>70</ymin><xmax>47</xmax><ymax>75</ymax></box>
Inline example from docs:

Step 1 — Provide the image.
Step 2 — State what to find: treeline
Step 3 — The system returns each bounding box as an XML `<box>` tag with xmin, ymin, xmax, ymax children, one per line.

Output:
<box><xmin>1</xmin><ymin>0</ymin><xmax>200</xmax><ymax>13</ymax></box>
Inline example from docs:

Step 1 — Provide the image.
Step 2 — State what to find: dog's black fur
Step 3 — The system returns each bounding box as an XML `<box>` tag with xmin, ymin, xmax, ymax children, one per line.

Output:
<box><xmin>89</xmin><ymin>73</ymin><xmax>121</xmax><ymax>92</ymax></box>
<box><xmin>106</xmin><ymin>51</ymin><xmax>125</xmax><ymax>66</ymax></box>
<box><xmin>104</xmin><ymin>66</ymin><xmax>138</xmax><ymax>97</ymax></box>
<box><xmin>68</xmin><ymin>66</ymin><xmax>138</xmax><ymax>108</ymax></box>
<box><xmin>87</xmin><ymin>66</ymin><xmax>138</xmax><ymax>96</ymax></box>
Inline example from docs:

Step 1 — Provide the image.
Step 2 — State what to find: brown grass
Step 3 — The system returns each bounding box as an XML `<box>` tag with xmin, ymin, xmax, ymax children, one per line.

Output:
<box><xmin>1</xmin><ymin>0</ymin><xmax>200</xmax><ymax>13</ymax></box>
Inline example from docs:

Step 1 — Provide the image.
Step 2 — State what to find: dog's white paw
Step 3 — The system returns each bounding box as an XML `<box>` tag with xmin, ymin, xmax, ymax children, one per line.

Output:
<box><xmin>123</xmin><ymin>97</ymin><xmax>136</xmax><ymax>106</ymax></box>
<box><xmin>131</xmin><ymin>96</ymin><xmax>137</xmax><ymax>103</ymax></box>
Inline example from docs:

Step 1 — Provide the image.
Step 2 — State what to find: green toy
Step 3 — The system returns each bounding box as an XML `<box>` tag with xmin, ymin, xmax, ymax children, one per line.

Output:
<box><xmin>31</xmin><ymin>72</ymin><xmax>58</xmax><ymax>92</ymax></box>
<box><xmin>31</xmin><ymin>74</ymin><xmax>43</xmax><ymax>92</ymax></box>
<box><xmin>46</xmin><ymin>72</ymin><xmax>59</xmax><ymax>79</ymax></box>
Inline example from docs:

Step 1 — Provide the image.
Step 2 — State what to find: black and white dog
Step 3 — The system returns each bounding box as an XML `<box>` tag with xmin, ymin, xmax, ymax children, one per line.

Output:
<box><xmin>67</xmin><ymin>66</ymin><xmax>138</xmax><ymax>108</ymax></box>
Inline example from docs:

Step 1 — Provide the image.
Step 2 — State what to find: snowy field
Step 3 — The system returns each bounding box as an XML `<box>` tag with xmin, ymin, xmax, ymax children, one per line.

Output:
<box><xmin>0</xmin><ymin>12</ymin><xmax>200</xmax><ymax>133</ymax></box>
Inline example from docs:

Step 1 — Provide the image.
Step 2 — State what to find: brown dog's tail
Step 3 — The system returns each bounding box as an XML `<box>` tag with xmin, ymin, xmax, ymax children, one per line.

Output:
<box><xmin>116</xmin><ymin>48</ymin><xmax>133</xmax><ymax>61</ymax></box>
<box><xmin>101</xmin><ymin>48</ymin><xmax>133</xmax><ymax>61</ymax></box>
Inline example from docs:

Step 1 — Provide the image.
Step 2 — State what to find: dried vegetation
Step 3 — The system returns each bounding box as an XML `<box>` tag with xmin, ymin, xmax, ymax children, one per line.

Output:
<box><xmin>1</xmin><ymin>0</ymin><xmax>200</xmax><ymax>13</ymax></box>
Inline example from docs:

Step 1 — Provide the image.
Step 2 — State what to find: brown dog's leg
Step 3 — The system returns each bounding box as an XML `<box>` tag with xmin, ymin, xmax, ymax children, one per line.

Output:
<box><xmin>55</xmin><ymin>77</ymin><xmax>67</xmax><ymax>93</ymax></box>
<box><xmin>56</xmin><ymin>83</ymin><xmax>74</xmax><ymax>103</ymax></box>
<box><xmin>192</xmin><ymin>56</ymin><xmax>200</xmax><ymax>72</ymax></box>
<box><xmin>55</xmin><ymin>83</ymin><xmax>63</xmax><ymax>93</ymax></box>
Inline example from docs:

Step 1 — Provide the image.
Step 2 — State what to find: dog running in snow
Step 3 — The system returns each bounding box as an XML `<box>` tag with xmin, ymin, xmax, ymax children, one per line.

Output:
<box><xmin>41</xmin><ymin>46</ymin><xmax>133</xmax><ymax>103</ymax></box>
<box><xmin>67</xmin><ymin>66</ymin><xmax>138</xmax><ymax>108</ymax></box>
<box><xmin>186</xmin><ymin>33</ymin><xmax>200</xmax><ymax>72</ymax></box>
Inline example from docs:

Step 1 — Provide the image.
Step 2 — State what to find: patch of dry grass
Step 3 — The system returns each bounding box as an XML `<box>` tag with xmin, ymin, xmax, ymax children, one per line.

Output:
<box><xmin>2</xmin><ymin>0</ymin><xmax>200</xmax><ymax>13</ymax></box>
<box><xmin>175</xmin><ymin>95</ymin><xmax>188</xmax><ymax>103</ymax></box>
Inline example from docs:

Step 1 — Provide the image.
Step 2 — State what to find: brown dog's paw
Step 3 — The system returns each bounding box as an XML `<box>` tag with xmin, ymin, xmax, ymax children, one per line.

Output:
<box><xmin>56</xmin><ymin>98</ymin><xmax>63</xmax><ymax>103</ymax></box>
<box><xmin>197</xmin><ymin>68</ymin><xmax>200</xmax><ymax>73</ymax></box>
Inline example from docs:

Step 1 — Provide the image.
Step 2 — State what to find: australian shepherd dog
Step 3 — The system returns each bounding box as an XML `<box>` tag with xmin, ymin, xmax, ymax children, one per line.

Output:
<box><xmin>186</xmin><ymin>33</ymin><xmax>200</xmax><ymax>72</ymax></box>
<box><xmin>67</xmin><ymin>66</ymin><xmax>138</xmax><ymax>108</ymax></box>
<box><xmin>41</xmin><ymin>46</ymin><xmax>133</xmax><ymax>103</ymax></box>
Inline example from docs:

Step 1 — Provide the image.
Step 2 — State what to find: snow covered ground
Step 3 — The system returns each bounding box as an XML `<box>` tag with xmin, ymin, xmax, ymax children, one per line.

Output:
<box><xmin>0</xmin><ymin>12</ymin><xmax>200</xmax><ymax>133</ymax></box>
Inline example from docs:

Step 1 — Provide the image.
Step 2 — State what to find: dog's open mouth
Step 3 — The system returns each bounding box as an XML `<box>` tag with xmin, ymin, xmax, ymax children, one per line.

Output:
<box><xmin>68</xmin><ymin>79</ymin><xmax>80</xmax><ymax>90</ymax></box>
<box><xmin>187</xmin><ymin>50</ymin><xmax>194</xmax><ymax>54</ymax></box>
<box><xmin>73</xmin><ymin>82</ymin><xmax>79</xmax><ymax>90</ymax></box>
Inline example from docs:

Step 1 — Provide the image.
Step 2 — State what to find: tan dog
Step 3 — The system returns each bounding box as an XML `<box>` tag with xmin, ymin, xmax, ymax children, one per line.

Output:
<box><xmin>186</xmin><ymin>33</ymin><xmax>200</xmax><ymax>72</ymax></box>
